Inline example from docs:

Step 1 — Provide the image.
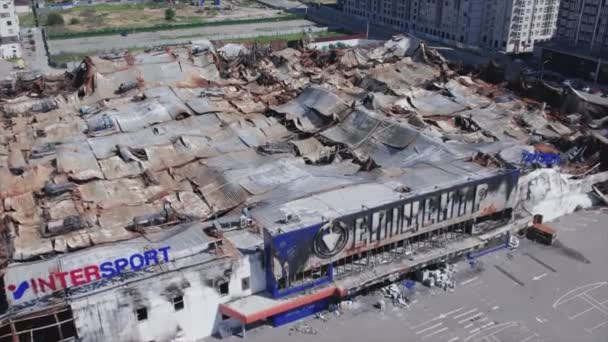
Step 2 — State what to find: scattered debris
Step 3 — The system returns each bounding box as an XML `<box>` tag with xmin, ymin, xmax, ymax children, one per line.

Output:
<box><xmin>380</xmin><ymin>283</ymin><xmax>411</xmax><ymax>308</ymax></box>
<box><xmin>418</xmin><ymin>264</ymin><xmax>456</xmax><ymax>291</ymax></box>
<box><xmin>289</xmin><ymin>324</ymin><xmax>317</xmax><ymax>336</ymax></box>
<box><xmin>374</xmin><ymin>299</ymin><xmax>386</xmax><ymax>311</ymax></box>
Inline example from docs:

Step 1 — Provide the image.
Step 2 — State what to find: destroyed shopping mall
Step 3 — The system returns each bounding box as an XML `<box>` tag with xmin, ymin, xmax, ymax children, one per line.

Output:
<box><xmin>0</xmin><ymin>35</ymin><xmax>607</xmax><ymax>341</ymax></box>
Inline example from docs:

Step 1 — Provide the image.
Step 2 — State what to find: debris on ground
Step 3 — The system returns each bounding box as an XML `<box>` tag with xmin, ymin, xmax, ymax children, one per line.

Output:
<box><xmin>374</xmin><ymin>299</ymin><xmax>386</xmax><ymax>311</ymax></box>
<box><xmin>508</xmin><ymin>235</ymin><xmax>520</xmax><ymax>250</ymax></box>
<box><xmin>289</xmin><ymin>324</ymin><xmax>317</xmax><ymax>335</ymax></box>
<box><xmin>419</xmin><ymin>264</ymin><xmax>456</xmax><ymax>291</ymax></box>
<box><xmin>380</xmin><ymin>283</ymin><xmax>410</xmax><ymax>308</ymax></box>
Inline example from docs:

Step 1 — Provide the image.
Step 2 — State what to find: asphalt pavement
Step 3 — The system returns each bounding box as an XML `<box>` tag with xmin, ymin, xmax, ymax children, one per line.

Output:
<box><xmin>20</xmin><ymin>27</ymin><xmax>58</xmax><ymax>74</ymax></box>
<box><xmin>219</xmin><ymin>209</ymin><xmax>608</xmax><ymax>342</ymax></box>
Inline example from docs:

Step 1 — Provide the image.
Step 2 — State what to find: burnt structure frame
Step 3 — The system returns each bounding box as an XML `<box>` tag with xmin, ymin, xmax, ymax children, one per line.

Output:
<box><xmin>264</xmin><ymin>169</ymin><xmax>519</xmax><ymax>298</ymax></box>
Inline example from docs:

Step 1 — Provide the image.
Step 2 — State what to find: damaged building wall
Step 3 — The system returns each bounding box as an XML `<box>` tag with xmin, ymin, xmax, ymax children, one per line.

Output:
<box><xmin>2</xmin><ymin>220</ymin><xmax>265</xmax><ymax>341</ymax></box>
<box><xmin>516</xmin><ymin>168</ymin><xmax>608</xmax><ymax>222</ymax></box>
<box><xmin>70</xmin><ymin>253</ymin><xmax>264</xmax><ymax>342</ymax></box>
<box><xmin>261</xmin><ymin>169</ymin><xmax>519</xmax><ymax>297</ymax></box>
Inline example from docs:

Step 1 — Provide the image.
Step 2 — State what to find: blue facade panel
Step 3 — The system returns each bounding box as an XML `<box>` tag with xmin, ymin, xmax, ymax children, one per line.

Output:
<box><xmin>264</xmin><ymin>225</ymin><xmax>334</xmax><ymax>298</ymax></box>
<box><xmin>270</xmin><ymin>297</ymin><xmax>331</xmax><ymax>327</ymax></box>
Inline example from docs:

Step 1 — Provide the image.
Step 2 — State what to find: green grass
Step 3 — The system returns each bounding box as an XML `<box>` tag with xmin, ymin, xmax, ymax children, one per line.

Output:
<box><xmin>47</xmin><ymin>14</ymin><xmax>303</xmax><ymax>40</ymax></box>
<box><xmin>49</xmin><ymin>52</ymin><xmax>87</xmax><ymax>67</ymax></box>
<box><xmin>220</xmin><ymin>29</ymin><xmax>352</xmax><ymax>44</ymax></box>
<box><xmin>19</xmin><ymin>13</ymin><xmax>36</xmax><ymax>27</ymax></box>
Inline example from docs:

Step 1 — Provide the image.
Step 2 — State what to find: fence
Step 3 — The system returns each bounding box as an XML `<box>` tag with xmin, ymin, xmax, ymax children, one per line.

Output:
<box><xmin>46</xmin><ymin>14</ymin><xmax>304</xmax><ymax>40</ymax></box>
<box><xmin>51</xmin><ymin>26</ymin><xmax>329</xmax><ymax>65</ymax></box>
<box><xmin>200</xmin><ymin>26</ymin><xmax>327</xmax><ymax>42</ymax></box>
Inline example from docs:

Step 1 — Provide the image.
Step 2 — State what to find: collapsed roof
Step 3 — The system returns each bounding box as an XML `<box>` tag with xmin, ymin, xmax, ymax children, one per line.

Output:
<box><xmin>0</xmin><ymin>34</ymin><xmax>604</xmax><ymax>266</ymax></box>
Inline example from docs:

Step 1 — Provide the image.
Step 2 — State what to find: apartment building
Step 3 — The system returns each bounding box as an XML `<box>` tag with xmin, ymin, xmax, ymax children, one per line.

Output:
<box><xmin>537</xmin><ymin>0</ymin><xmax>607</xmax><ymax>83</ymax></box>
<box><xmin>0</xmin><ymin>0</ymin><xmax>20</xmax><ymax>59</ymax></box>
<box><xmin>340</xmin><ymin>0</ymin><xmax>560</xmax><ymax>54</ymax></box>
<box><xmin>554</xmin><ymin>0</ymin><xmax>608</xmax><ymax>51</ymax></box>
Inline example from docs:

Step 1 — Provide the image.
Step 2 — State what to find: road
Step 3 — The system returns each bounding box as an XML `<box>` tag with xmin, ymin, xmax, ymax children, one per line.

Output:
<box><xmin>20</xmin><ymin>27</ymin><xmax>59</xmax><ymax>74</ymax></box>
<box><xmin>218</xmin><ymin>209</ymin><xmax>608</xmax><ymax>342</ymax></box>
<box><xmin>48</xmin><ymin>20</ymin><xmax>321</xmax><ymax>55</ymax></box>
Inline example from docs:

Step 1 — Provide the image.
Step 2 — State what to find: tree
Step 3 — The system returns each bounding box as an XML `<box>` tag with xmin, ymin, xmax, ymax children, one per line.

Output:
<box><xmin>69</xmin><ymin>17</ymin><xmax>80</xmax><ymax>25</ymax></box>
<box><xmin>164</xmin><ymin>8</ymin><xmax>175</xmax><ymax>21</ymax></box>
<box><xmin>46</xmin><ymin>12</ymin><xmax>65</xmax><ymax>26</ymax></box>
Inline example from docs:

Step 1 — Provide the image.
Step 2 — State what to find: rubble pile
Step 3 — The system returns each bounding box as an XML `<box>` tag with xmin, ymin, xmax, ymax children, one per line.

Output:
<box><xmin>289</xmin><ymin>324</ymin><xmax>317</xmax><ymax>335</ymax></box>
<box><xmin>419</xmin><ymin>264</ymin><xmax>456</xmax><ymax>291</ymax></box>
<box><xmin>380</xmin><ymin>283</ymin><xmax>410</xmax><ymax>308</ymax></box>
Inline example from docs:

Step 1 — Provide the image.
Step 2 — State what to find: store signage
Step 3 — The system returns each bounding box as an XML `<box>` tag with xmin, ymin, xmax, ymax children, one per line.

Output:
<box><xmin>7</xmin><ymin>246</ymin><xmax>171</xmax><ymax>300</ymax></box>
<box><xmin>521</xmin><ymin>151</ymin><xmax>561</xmax><ymax>166</ymax></box>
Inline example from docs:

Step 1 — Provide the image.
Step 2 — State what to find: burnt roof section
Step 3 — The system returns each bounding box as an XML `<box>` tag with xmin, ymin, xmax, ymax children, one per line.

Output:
<box><xmin>0</xmin><ymin>35</ymin><xmax>598</xmax><ymax>265</ymax></box>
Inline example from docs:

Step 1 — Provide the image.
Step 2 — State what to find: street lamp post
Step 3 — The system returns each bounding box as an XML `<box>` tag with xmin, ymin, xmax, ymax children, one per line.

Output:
<box><xmin>540</xmin><ymin>59</ymin><xmax>551</xmax><ymax>81</ymax></box>
<box><xmin>594</xmin><ymin>58</ymin><xmax>602</xmax><ymax>85</ymax></box>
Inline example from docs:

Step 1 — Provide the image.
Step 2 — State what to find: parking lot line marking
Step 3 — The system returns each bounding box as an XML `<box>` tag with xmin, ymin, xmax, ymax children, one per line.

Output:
<box><xmin>460</xmin><ymin>276</ymin><xmax>479</xmax><ymax>286</ymax></box>
<box><xmin>554</xmin><ymin>282</ymin><xmax>607</xmax><ymax>308</ymax></box>
<box><xmin>454</xmin><ymin>308</ymin><xmax>478</xmax><ymax>320</ymax></box>
<box><xmin>582</xmin><ymin>294</ymin><xmax>608</xmax><ymax>314</ymax></box>
<box><xmin>481</xmin><ymin>321</ymin><xmax>495</xmax><ymax>329</ymax></box>
<box><xmin>520</xmin><ymin>333</ymin><xmax>540</xmax><ymax>342</ymax></box>
<box><xmin>494</xmin><ymin>265</ymin><xmax>525</xmax><ymax>287</ymax></box>
<box><xmin>569</xmin><ymin>306</ymin><xmax>594</xmax><ymax>320</ymax></box>
<box><xmin>411</xmin><ymin>307</ymin><xmax>467</xmax><ymax>329</ymax></box>
<box><xmin>532</xmin><ymin>273</ymin><xmax>547</xmax><ymax>281</ymax></box>
<box><xmin>416</xmin><ymin>322</ymin><xmax>443</xmax><ymax>335</ymax></box>
<box><xmin>465</xmin><ymin>321</ymin><xmax>519</xmax><ymax>342</ymax></box>
<box><xmin>447</xmin><ymin>337</ymin><xmax>460</xmax><ymax>342</ymax></box>
<box><xmin>422</xmin><ymin>327</ymin><xmax>449</xmax><ymax>339</ymax></box>
<box><xmin>469</xmin><ymin>327</ymin><xmax>480</xmax><ymax>334</ymax></box>
<box><xmin>458</xmin><ymin>312</ymin><xmax>484</xmax><ymax>324</ymax></box>
<box><xmin>464</xmin><ymin>323</ymin><xmax>474</xmax><ymax>329</ymax></box>
<box><xmin>467</xmin><ymin>280</ymin><xmax>485</xmax><ymax>288</ymax></box>
<box><xmin>444</xmin><ymin>307</ymin><xmax>470</xmax><ymax>317</ymax></box>
<box><xmin>586</xmin><ymin>320</ymin><xmax>608</xmax><ymax>333</ymax></box>
<box><xmin>525</xmin><ymin>253</ymin><xmax>557</xmax><ymax>273</ymax></box>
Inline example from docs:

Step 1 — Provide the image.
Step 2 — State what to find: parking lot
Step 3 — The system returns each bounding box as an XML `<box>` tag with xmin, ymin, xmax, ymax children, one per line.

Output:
<box><xmin>226</xmin><ymin>209</ymin><xmax>608</xmax><ymax>342</ymax></box>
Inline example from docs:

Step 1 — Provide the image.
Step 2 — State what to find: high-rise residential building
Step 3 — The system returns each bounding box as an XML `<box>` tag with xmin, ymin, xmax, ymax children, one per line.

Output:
<box><xmin>339</xmin><ymin>0</ymin><xmax>560</xmax><ymax>54</ymax></box>
<box><xmin>537</xmin><ymin>0</ymin><xmax>607</xmax><ymax>83</ymax></box>
<box><xmin>0</xmin><ymin>0</ymin><xmax>21</xmax><ymax>59</ymax></box>
<box><xmin>554</xmin><ymin>0</ymin><xmax>608</xmax><ymax>52</ymax></box>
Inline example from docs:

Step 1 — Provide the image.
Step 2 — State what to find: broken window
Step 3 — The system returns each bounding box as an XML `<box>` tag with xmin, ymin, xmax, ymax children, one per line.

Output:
<box><xmin>402</xmin><ymin>203</ymin><xmax>412</xmax><ymax>232</ymax></box>
<box><xmin>218</xmin><ymin>281</ymin><xmax>229</xmax><ymax>296</ymax></box>
<box><xmin>411</xmin><ymin>201</ymin><xmax>420</xmax><ymax>231</ymax></box>
<box><xmin>1</xmin><ymin>307</ymin><xmax>77</xmax><ymax>342</ymax></box>
<box><xmin>136</xmin><ymin>307</ymin><xmax>148</xmax><ymax>321</ymax></box>
<box><xmin>241</xmin><ymin>277</ymin><xmax>250</xmax><ymax>291</ymax></box>
<box><xmin>392</xmin><ymin>207</ymin><xmax>401</xmax><ymax>233</ymax></box>
<box><xmin>173</xmin><ymin>296</ymin><xmax>184</xmax><ymax>311</ymax></box>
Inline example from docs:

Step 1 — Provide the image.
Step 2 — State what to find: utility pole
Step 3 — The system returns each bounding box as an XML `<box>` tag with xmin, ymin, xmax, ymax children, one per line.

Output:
<box><xmin>594</xmin><ymin>58</ymin><xmax>602</xmax><ymax>85</ymax></box>
<box><xmin>366</xmin><ymin>20</ymin><xmax>369</xmax><ymax>39</ymax></box>
<box><xmin>540</xmin><ymin>59</ymin><xmax>550</xmax><ymax>81</ymax></box>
